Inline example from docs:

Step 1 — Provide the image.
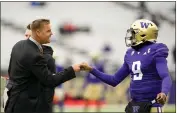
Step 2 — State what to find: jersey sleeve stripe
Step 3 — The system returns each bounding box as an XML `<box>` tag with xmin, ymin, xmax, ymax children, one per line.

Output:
<box><xmin>155</xmin><ymin>48</ymin><xmax>169</xmax><ymax>53</ymax></box>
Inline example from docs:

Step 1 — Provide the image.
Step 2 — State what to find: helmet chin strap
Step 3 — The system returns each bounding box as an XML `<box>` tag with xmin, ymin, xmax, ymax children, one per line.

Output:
<box><xmin>148</xmin><ymin>39</ymin><xmax>157</xmax><ymax>43</ymax></box>
<box><xmin>131</xmin><ymin>40</ymin><xmax>143</xmax><ymax>47</ymax></box>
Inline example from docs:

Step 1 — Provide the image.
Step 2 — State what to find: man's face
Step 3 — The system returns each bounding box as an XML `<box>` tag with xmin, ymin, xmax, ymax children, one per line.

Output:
<box><xmin>37</xmin><ymin>23</ymin><xmax>53</xmax><ymax>44</ymax></box>
<box><xmin>25</xmin><ymin>29</ymin><xmax>32</xmax><ymax>38</ymax></box>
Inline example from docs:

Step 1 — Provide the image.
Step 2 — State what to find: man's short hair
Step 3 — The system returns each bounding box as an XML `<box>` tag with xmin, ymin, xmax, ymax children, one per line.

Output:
<box><xmin>31</xmin><ymin>19</ymin><xmax>50</xmax><ymax>31</ymax></box>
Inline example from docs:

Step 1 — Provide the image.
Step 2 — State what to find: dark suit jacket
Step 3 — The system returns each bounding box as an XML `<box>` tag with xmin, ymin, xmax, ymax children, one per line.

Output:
<box><xmin>5</xmin><ymin>39</ymin><xmax>76</xmax><ymax>113</ymax></box>
<box><xmin>40</xmin><ymin>45</ymin><xmax>56</xmax><ymax>113</ymax></box>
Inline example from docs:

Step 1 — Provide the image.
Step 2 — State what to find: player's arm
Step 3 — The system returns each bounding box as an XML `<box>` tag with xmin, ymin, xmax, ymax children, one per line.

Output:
<box><xmin>82</xmin><ymin>62</ymin><xmax>130</xmax><ymax>87</ymax></box>
<box><xmin>156</xmin><ymin>57</ymin><xmax>172</xmax><ymax>95</ymax></box>
<box><xmin>155</xmin><ymin>43</ymin><xmax>172</xmax><ymax>104</ymax></box>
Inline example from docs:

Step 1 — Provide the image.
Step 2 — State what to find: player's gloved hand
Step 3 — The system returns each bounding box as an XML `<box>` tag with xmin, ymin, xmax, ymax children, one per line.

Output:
<box><xmin>80</xmin><ymin>62</ymin><xmax>93</xmax><ymax>71</ymax></box>
<box><xmin>156</xmin><ymin>92</ymin><xmax>167</xmax><ymax>105</ymax></box>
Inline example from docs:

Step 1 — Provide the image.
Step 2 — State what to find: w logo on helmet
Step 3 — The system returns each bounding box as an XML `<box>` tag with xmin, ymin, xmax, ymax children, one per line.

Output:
<box><xmin>140</xmin><ymin>22</ymin><xmax>150</xmax><ymax>28</ymax></box>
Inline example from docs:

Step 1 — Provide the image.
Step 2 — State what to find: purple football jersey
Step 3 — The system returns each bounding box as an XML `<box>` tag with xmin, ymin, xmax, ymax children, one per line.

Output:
<box><xmin>124</xmin><ymin>42</ymin><xmax>169</xmax><ymax>102</ymax></box>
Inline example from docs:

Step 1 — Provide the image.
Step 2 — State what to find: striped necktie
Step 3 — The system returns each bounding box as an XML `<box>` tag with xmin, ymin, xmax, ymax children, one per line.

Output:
<box><xmin>39</xmin><ymin>47</ymin><xmax>43</xmax><ymax>54</ymax></box>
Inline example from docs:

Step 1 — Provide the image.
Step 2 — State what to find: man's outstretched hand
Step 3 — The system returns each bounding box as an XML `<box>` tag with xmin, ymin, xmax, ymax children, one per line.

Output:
<box><xmin>80</xmin><ymin>62</ymin><xmax>93</xmax><ymax>71</ymax></box>
<box><xmin>72</xmin><ymin>62</ymin><xmax>93</xmax><ymax>72</ymax></box>
<box><xmin>72</xmin><ymin>64</ymin><xmax>82</xmax><ymax>72</ymax></box>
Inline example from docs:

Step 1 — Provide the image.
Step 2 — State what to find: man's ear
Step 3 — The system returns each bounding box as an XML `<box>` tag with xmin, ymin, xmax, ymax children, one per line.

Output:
<box><xmin>36</xmin><ymin>29</ymin><xmax>40</xmax><ymax>36</ymax></box>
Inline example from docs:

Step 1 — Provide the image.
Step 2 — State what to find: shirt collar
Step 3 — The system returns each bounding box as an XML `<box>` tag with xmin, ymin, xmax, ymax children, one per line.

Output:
<box><xmin>29</xmin><ymin>37</ymin><xmax>43</xmax><ymax>52</ymax></box>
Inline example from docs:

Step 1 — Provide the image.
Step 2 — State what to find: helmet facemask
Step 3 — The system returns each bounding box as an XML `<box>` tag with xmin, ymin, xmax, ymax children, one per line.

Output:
<box><xmin>125</xmin><ymin>28</ymin><xmax>138</xmax><ymax>47</ymax></box>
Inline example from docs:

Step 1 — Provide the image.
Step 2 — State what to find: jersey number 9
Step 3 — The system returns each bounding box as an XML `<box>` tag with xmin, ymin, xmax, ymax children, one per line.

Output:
<box><xmin>132</xmin><ymin>61</ymin><xmax>143</xmax><ymax>80</ymax></box>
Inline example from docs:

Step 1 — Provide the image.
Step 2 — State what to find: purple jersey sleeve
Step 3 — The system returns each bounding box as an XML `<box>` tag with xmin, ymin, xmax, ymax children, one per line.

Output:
<box><xmin>153</xmin><ymin>43</ymin><xmax>169</xmax><ymax>58</ymax></box>
<box><xmin>155</xmin><ymin>43</ymin><xmax>172</xmax><ymax>95</ymax></box>
<box><xmin>90</xmin><ymin>62</ymin><xmax>130</xmax><ymax>87</ymax></box>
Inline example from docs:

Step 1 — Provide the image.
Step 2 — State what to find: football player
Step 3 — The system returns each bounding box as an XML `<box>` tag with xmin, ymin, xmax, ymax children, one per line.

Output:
<box><xmin>80</xmin><ymin>19</ymin><xmax>172</xmax><ymax>113</ymax></box>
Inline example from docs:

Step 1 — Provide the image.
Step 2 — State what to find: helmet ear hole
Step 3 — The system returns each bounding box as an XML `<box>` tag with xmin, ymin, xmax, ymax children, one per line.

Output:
<box><xmin>141</xmin><ymin>34</ymin><xmax>146</xmax><ymax>37</ymax></box>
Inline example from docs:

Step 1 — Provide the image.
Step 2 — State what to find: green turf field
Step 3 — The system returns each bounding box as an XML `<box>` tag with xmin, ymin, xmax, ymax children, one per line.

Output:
<box><xmin>52</xmin><ymin>104</ymin><xmax>175</xmax><ymax>112</ymax></box>
<box><xmin>1</xmin><ymin>77</ymin><xmax>175</xmax><ymax>112</ymax></box>
<box><xmin>1</xmin><ymin>104</ymin><xmax>176</xmax><ymax>112</ymax></box>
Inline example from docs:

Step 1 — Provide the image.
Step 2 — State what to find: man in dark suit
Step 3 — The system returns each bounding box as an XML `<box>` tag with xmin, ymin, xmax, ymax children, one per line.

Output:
<box><xmin>5</xmin><ymin>19</ymin><xmax>81</xmax><ymax>113</ymax></box>
<box><xmin>26</xmin><ymin>23</ymin><xmax>60</xmax><ymax>113</ymax></box>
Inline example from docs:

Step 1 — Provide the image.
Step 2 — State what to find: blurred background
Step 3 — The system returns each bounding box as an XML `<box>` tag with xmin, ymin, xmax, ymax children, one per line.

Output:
<box><xmin>1</xmin><ymin>1</ymin><xmax>176</xmax><ymax>112</ymax></box>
